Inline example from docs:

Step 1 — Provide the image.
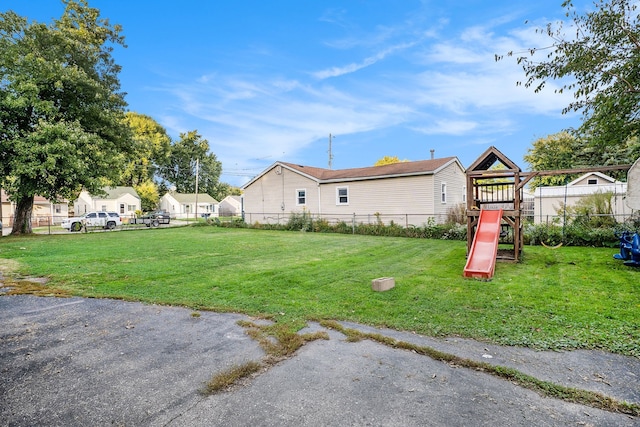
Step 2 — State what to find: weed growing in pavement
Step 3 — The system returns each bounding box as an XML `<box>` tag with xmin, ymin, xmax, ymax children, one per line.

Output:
<box><xmin>202</xmin><ymin>361</ymin><xmax>263</xmax><ymax>394</ymax></box>
<box><xmin>202</xmin><ymin>320</ymin><xmax>329</xmax><ymax>395</ymax></box>
<box><xmin>319</xmin><ymin>320</ymin><xmax>640</xmax><ymax>417</ymax></box>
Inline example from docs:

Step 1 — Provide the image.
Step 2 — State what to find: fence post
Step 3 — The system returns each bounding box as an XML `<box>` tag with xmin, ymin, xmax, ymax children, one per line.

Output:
<box><xmin>352</xmin><ymin>213</ymin><xmax>356</xmax><ymax>234</ymax></box>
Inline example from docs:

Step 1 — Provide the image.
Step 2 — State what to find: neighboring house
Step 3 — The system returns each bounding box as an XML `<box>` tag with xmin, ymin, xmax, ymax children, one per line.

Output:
<box><xmin>159</xmin><ymin>192</ymin><xmax>219</xmax><ymax>219</ymax></box>
<box><xmin>74</xmin><ymin>186</ymin><xmax>141</xmax><ymax>218</ymax></box>
<box><xmin>33</xmin><ymin>196</ymin><xmax>70</xmax><ymax>225</ymax></box>
<box><xmin>241</xmin><ymin>157</ymin><xmax>466</xmax><ymax>225</ymax></box>
<box><xmin>534</xmin><ymin>172</ymin><xmax>628</xmax><ymax>224</ymax></box>
<box><xmin>0</xmin><ymin>189</ymin><xmax>69</xmax><ymax>226</ymax></box>
<box><xmin>219</xmin><ymin>195</ymin><xmax>243</xmax><ymax>217</ymax></box>
<box><xmin>0</xmin><ymin>189</ymin><xmax>10</xmax><ymax>227</ymax></box>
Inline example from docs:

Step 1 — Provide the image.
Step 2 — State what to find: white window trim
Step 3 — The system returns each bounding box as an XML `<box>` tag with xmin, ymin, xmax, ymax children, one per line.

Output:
<box><xmin>296</xmin><ymin>188</ymin><xmax>307</xmax><ymax>206</ymax></box>
<box><xmin>336</xmin><ymin>186</ymin><xmax>349</xmax><ymax>205</ymax></box>
<box><xmin>440</xmin><ymin>182</ymin><xmax>447</xmax><ymax>204</ymax></box>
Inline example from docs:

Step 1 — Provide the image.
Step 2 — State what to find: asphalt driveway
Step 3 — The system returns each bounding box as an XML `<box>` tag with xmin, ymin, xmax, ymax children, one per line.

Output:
<box><xmin>1</xmin><ymin>295</ymin><xmax>638</xmax><ymax>426</ymax></box>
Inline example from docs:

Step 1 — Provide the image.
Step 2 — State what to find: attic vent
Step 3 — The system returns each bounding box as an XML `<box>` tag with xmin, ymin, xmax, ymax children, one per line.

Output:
<box><xmin>275</xmin><ymin>166</ymin><xmax>282</xmax><ymax>175</ymax></box>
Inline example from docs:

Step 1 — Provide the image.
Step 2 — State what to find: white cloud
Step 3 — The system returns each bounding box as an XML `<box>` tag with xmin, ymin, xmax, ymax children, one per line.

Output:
<box><xmin>311</xmin><ymin>41</ymin><xmax>418</xmax><ymax>79</ymax></box>
<box><xmin>149</xmin><ymin>7</ymin><xmax>581</xmax><ymax>186</ymax></box>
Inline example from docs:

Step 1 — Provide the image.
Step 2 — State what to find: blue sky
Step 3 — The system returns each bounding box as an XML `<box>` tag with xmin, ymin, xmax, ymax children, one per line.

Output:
<box><xmin>6</xmin><ymin>1</ymin><xmax>583</xmax><ymax>186</ymax></box>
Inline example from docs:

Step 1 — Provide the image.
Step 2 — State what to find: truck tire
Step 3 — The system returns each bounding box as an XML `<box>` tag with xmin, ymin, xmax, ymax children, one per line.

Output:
<box><xmin>71</xmin><ymin>222</ymin><xmax>82</xmax><ymax>232</ymax></box>
<box><xmin>152</xmin><ymin>219</ymin><xmax>159</xmax><ymax>227</ymax></box>
<box><xmin>106</xmin><ymin>221</ymin><xmax>116</xmax><ymax>230</ymax></box>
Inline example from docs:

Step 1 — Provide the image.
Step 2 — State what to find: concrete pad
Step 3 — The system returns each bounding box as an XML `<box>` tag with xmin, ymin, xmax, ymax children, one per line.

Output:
<box><xmin>1</xmin><ymin>296</ymin><xmax>638</xmax><ymax>426</ymax></box>
<box><xmin>0</xmin><ymin>296</ymin><xmax>264</xmax><ymax>426</ymax></box>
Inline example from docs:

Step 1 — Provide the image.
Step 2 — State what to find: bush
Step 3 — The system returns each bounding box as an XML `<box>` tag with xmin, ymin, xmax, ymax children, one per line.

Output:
<box><xmin>210</xmin><ymin>212</ymin><xmax>622</xmax><ymax>247</ymax></box>
<box><xmin>446</xmin><ymin>203</ymin><xmax>467</xmax><ymax>225</ymax></box>
<box><xmin>286</xmin><ymin>211</ymin><xmax>312</xmax><ymax>231</ymax></box>
<box><xmin>524</xmin><ymin>223</ymin><xmax>619</xmax><ymax>247</ymax></box>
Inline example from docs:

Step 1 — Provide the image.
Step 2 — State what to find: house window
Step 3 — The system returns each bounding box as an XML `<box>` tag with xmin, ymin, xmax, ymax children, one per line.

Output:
<box><xmin>128</xmin><ymin>205</ymin><xmax>136</xmax><ymax>212</ymax></box>
<box><xmin>336</xmin><ymin>187</ymin><xmax>349</xmax><ymax>205</ymax></box>
<box><xmin>120</xmin><ymin>203</ymin><xmax>125</xmax><ymax>214</ymax></box>
<box><xmin>588</xmin><ymin>179</ymin><xmax>597</xmax><ymax>185</ymax></box>
<box><xmin>462</xmin><ymin>185</ymin><xmax>466</xmax><ymax>203</ymax></box>
<box><xmin>296</xmin><ymin>189</ymin><xmax>306</xmax><ymax>206</ymax></box>
<box><xmin>441</xmin><ymin>183</ymin><xmax>447</xmax><ymax>203</ymax></box>
<box><xmin>101</xmin><ymin>205</ymin><xmax>107</xmax><ymax>212</ymax></box>
<box><xmin>54</xmin><ymin>204</ymin><xmax>61</xmax><ymax>214</ymax></box>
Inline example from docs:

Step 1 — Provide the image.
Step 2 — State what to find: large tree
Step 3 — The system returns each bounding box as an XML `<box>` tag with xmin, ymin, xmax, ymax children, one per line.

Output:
<box><xmin>119</xmin><ymin>112</ymin><xmax>171</xmax><ymax>187</ymax></box>
<box><xmin>0</xmin><ymin>0</ymin><xmax>129</xmax><ymax>234</ymax></box>
<box><xmin>210</xmin><ymin>181</ymin><xmax>242</xmax><ymax>202</ymax></box>
<box><xmin>524</xmin><ymin>132</ymin><xmax>579</xmax><ymax>188</ymax></box>
<box><xmin>160</xmin><ymin>130</ymin><xmax>222</xmax><ymax>197</ymax></box>
<box><xmin>505</xmin><ymin>0</ymin><xmax>640</xmax><ymax>166</ymax></box>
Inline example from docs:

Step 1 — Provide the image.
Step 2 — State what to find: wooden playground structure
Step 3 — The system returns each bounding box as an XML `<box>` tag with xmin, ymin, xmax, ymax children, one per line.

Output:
<box><xmin>465</xmin><ymin>147</ymin><xmax>631</xmax><ymax>274</ymax></box>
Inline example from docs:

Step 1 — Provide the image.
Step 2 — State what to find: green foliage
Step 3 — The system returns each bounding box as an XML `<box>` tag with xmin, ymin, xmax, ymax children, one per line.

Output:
<box><xmin>523</xmin><ymin>132</ymin><xmax>579</xmax><ymax>189</ymax></box>
<box><xmin>219</xmin><ymin>214</ymin><xmax>468</xmax><ymax>240</ymax></box>
<box><xmin>134</xmin><ymin>180</ymin><xmax>160</xmax><ymax>212</ymax></box>
<box><xmin>564</xmin><ymin>191</ymin><xmax>617</xmax><ymax>229</ymax></box>
<box><xmin>159</xmin><ymin>130</ymin><xmax>222</xmax><ymax>198</ymax></box>
<box><xmin>285</xmin><ymin>210</ymin><xmax>313</xmax><ymax>231</ymax></box>
<box><xmin>523</xmin><ymin>223</ymin><xmax>619</xmax><ymax>247</ymax></box>
<box><xmin>504</xmin><ymin>0</ymin><xmax>640</xmax><ymax>167</ymax></box>
<box><xmin>0</xmin><ymin>1</ymin><xmax>129</xmax><ymax>234</ymax></box>
<box><xmin>210</xmin><ymin>182</ymin><xmax>243</xmax><ymax>202</ymax></box>
<box><xmin>120</xmin><ymin>112</ymin><xmax>171</xmax><ymax>187</ymax></box>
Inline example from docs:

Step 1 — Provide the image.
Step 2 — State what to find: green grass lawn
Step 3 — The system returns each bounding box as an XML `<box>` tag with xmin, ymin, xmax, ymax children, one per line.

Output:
<box><xmin>1</xmin><ymin>226</ymin><xmax>638</xmax><ymax>356</ymax></box>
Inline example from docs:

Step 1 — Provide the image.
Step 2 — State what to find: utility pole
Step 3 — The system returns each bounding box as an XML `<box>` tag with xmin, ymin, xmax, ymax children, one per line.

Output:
<box><xmin>328</xmin><ymin>133</ymin><xmax>335</xmax><ymax>169</ymax></box>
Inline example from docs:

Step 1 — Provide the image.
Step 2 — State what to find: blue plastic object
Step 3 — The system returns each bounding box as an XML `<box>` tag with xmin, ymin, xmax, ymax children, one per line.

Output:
<box><xmin>623</xmin><ymin>233</ymin><xmax>640</xmax><ymax>267</ymax></box>
<box><xmin>614</xmin><ymin>231</ymin><xmax>633</xmax><ymax>260</ymax></box>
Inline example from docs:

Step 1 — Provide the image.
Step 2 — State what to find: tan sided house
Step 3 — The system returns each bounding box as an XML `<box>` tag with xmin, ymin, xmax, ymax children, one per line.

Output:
<box><xmin>242</xmin><ymin>157</ymin><xmax>466</xmax><ymax>226</ymax></box>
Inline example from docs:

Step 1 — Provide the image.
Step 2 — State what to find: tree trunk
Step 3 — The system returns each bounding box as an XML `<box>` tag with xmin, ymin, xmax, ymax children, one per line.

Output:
<box><xmin>11</xmin><ymin>195</ymin><xmax>34</xmax><ymax>235</ymax></box>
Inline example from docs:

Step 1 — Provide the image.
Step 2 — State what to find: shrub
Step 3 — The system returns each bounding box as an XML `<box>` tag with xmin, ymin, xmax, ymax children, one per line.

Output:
<box><xmin>446</xmin><ymin>203</ymin><xmax>467</xmax><ymax>225</ymax></box>
<box><xmin>286</xmin><ymin>211</ymin><xmax>312</xmax><ymax>231</ymax></box>
<box><xmin>523</xmin><ymin>222</ymin><xmax>618</xmax><ymax>247</ymax></box>
<box><xmin>215</xmin><ymin>212</ymin><xmax>621</xmax><ymax>247</ymax></box>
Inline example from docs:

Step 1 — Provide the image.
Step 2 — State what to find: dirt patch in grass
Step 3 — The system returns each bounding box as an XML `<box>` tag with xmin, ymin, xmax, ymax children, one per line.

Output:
<box><xmin>0</xmin><ymin>278</ymin><xmax>71</xmax><ymax>297</ymax></box>
<box><xmin>0</xmin><ymin>260</ymin><xmax>69</xmax><ymax>297</ymax></box>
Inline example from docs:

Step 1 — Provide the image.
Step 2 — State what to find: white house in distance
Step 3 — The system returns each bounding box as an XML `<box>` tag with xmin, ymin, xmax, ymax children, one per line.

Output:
<box><xmin>534</xmin><ymin>172</ymin><xmax>628</xmax><ymax>224</ymax></box>
<box><xmin>74</xmin><ymin>186</ymin><xmax>141</xmax><ymax>217</ymax></box>
<box><xmin>241</xmin><ymin>157</ymin><xmax>466</xmax><ymax>226</ymax></box>
<box><xmin>159</xmin><ymin>192</ymin><xmax>219</xmax><ymax>219</ymax></box>
<box><xmin>219</xmin><ymin>195</ymin><xmax>243</xmax><ymax>217</ymax></box>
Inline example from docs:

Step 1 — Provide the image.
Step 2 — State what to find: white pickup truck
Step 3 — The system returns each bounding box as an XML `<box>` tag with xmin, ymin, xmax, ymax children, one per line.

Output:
<box><xmin>61</xmin><ymin>212</ymin><xmax>122</xmax><ymax>232</ymax></box>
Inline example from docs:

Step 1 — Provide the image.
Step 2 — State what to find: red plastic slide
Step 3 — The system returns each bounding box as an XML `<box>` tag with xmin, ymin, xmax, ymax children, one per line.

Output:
<box><xmin>463</xmin><ymin>209</ymin><xmax>503</xmax><ymax>279</ymax></box>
